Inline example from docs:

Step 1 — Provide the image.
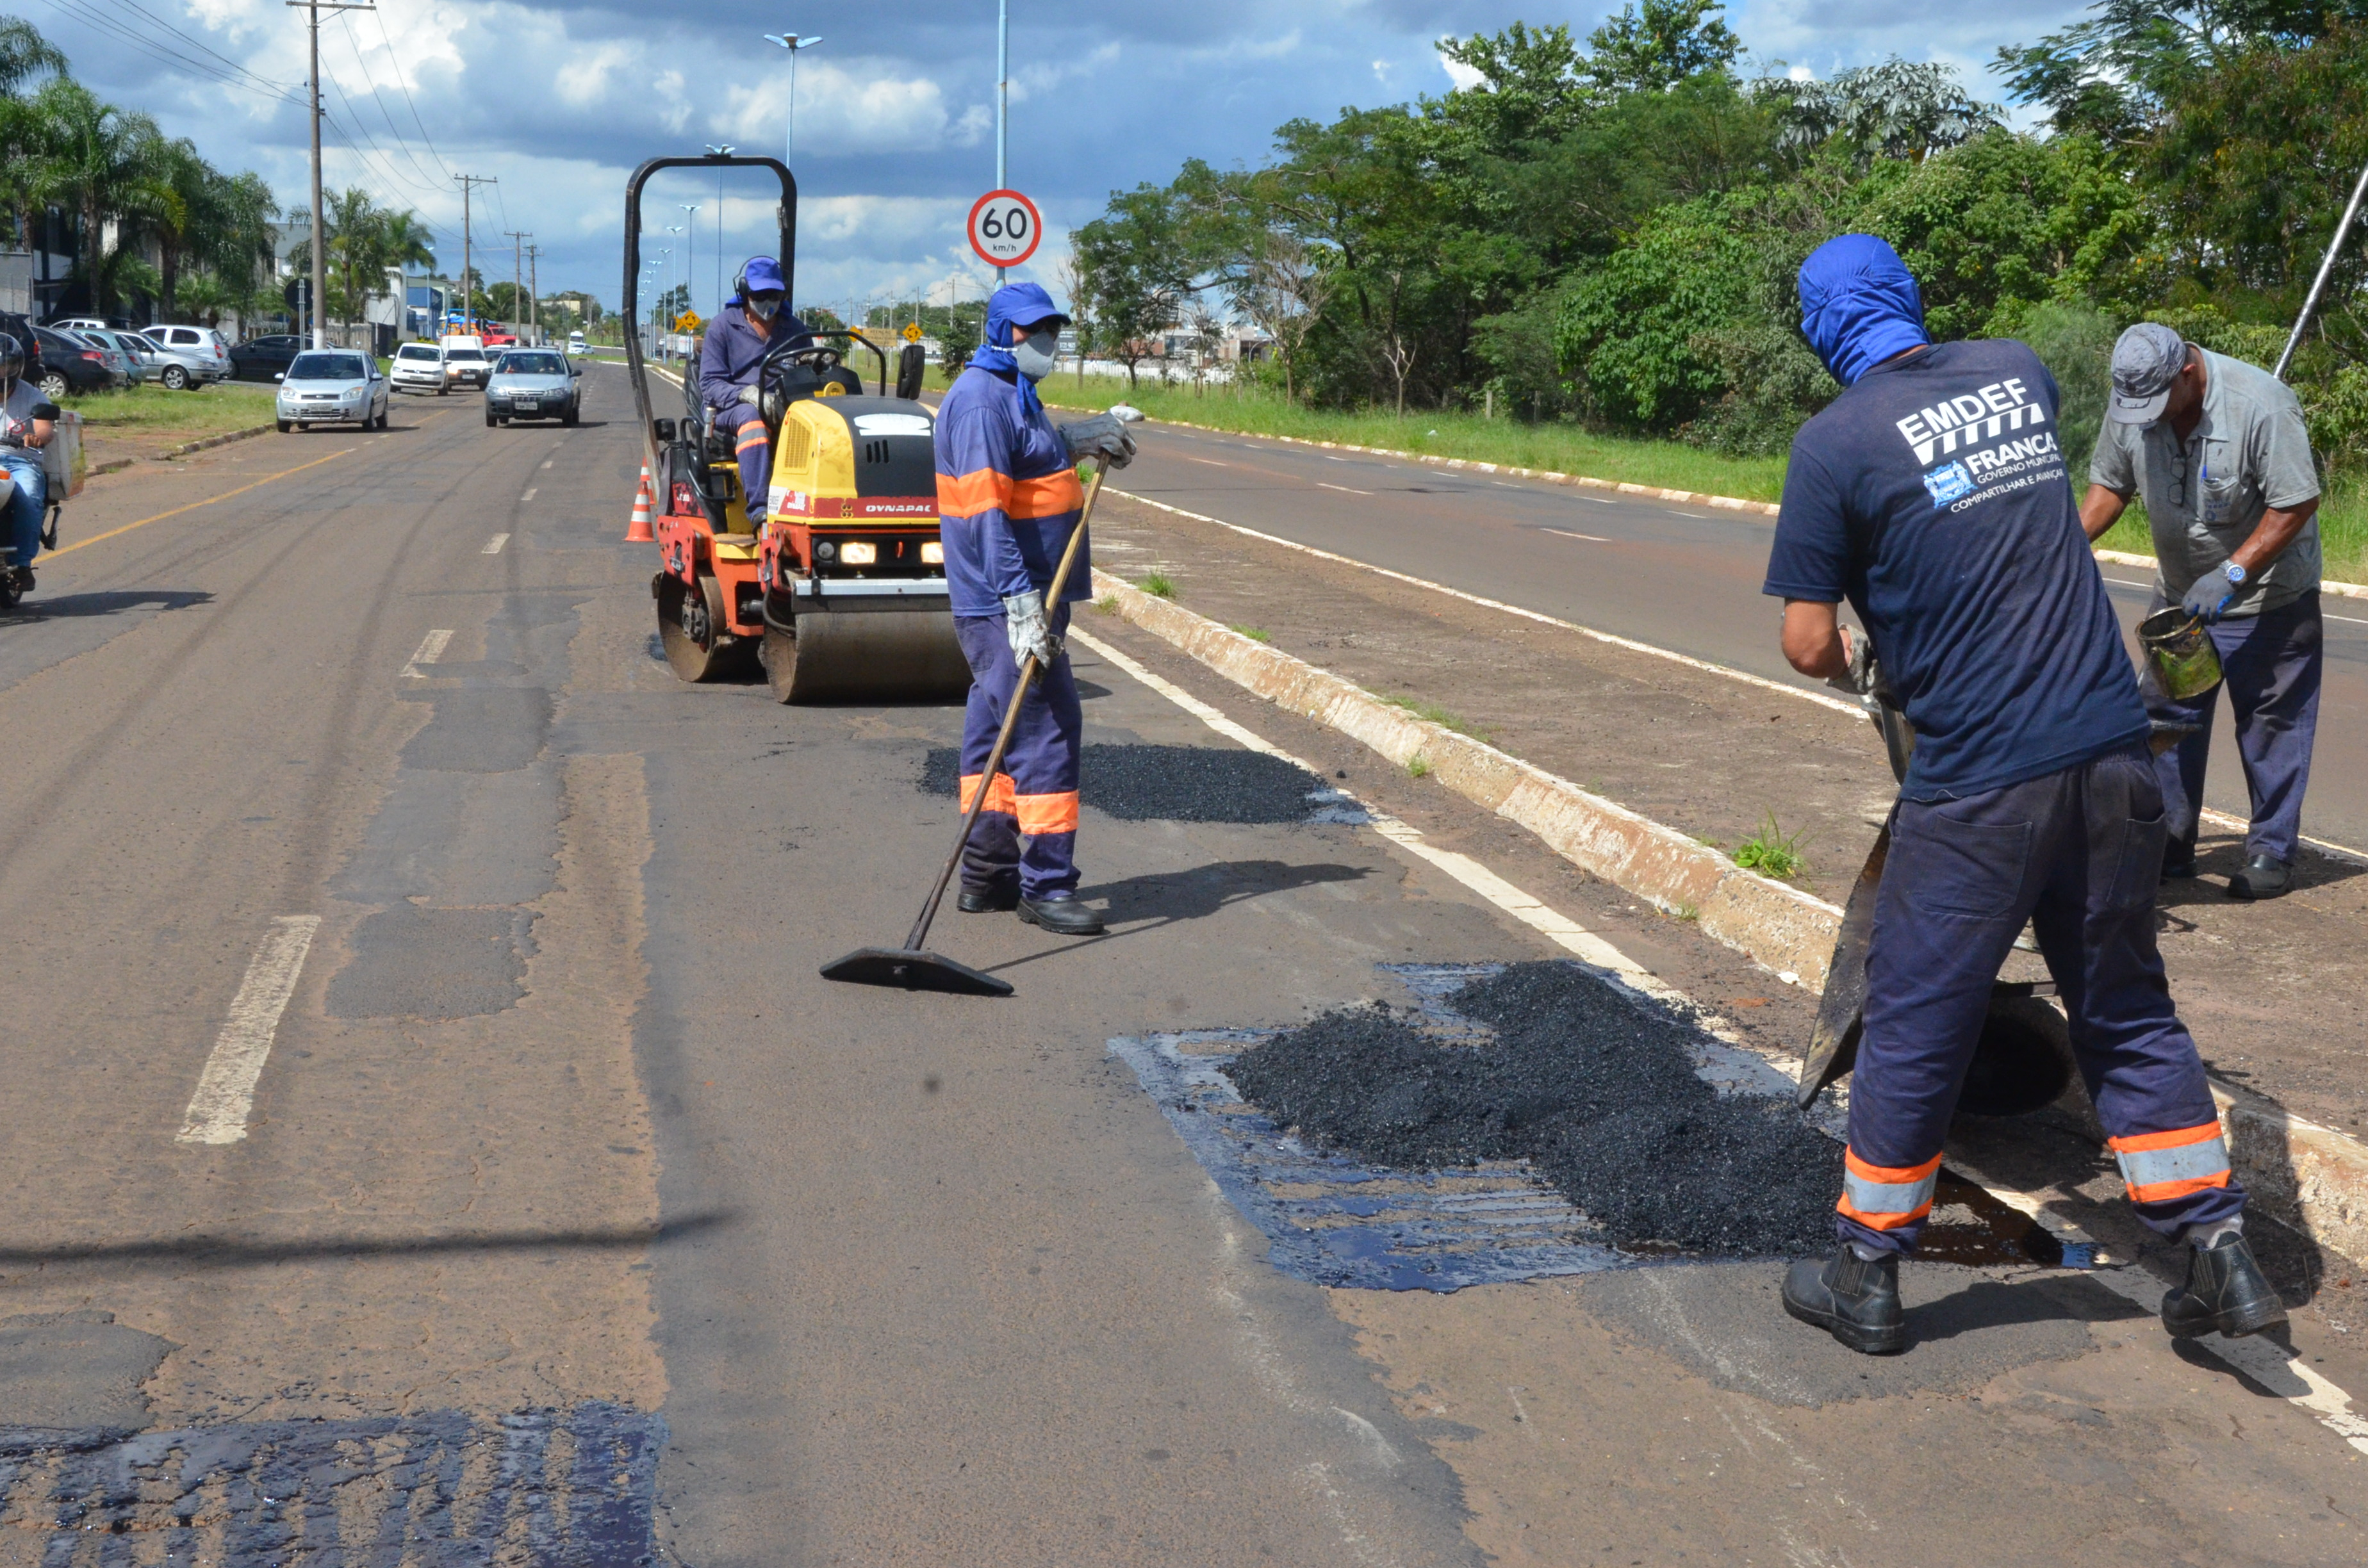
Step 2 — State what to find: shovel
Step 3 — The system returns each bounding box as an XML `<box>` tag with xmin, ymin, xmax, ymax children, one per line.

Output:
<box><xmin>821</xmin><ymin>464</ymin><xmax>1110</xmax><ymax>997</ymax></box>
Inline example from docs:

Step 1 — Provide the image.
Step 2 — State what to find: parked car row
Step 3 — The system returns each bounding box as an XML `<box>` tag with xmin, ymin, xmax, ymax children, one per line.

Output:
<box><xmin>19</xmin><ymin>318</ymin><xmax>235</xmax><ymax>395</ymax></box>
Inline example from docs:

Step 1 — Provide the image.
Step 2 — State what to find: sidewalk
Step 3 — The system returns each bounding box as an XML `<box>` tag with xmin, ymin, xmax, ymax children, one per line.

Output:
<box><xmin>1088</xmin><ymin>491</ymin><xmax>2368</xmax><ymax>1147</ymax></box>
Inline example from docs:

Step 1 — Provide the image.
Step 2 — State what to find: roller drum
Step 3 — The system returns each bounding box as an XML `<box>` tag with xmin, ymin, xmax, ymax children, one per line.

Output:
<box><xmin>763</xmin><ymin>598</ymin><xmax>971</xmax><ymax>703</ymax></box>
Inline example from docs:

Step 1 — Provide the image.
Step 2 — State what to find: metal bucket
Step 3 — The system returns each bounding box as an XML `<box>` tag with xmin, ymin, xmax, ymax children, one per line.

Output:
<box><xmin>2138</xmin><ymin>607</ymin><xmax>2223</xmax><ymax>700</ymax></box>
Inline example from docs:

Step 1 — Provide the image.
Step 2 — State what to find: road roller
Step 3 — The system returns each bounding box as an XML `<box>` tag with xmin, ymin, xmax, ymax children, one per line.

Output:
<box><xmin>621</xmin><ymin>152</ymin><xmax>967</xmax><ymax>701</ymax></box>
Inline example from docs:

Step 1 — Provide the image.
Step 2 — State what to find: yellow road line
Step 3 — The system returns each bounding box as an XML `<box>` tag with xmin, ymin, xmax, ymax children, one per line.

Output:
<box><xmin>49</xmin><ymin>448</ymin><xmax>358</xmax><ymax>560</ymax></box>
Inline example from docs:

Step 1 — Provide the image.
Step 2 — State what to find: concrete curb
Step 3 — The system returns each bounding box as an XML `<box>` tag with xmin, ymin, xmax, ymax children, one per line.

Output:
<box><xmin>1041</xmin><ymin>399</ymin><xmax>1783</xmax><ymax>516</ymax></box>
<box><xmin>2094</xmin><ymin>546</ymin><xmax>2368</xmax><ymax>602</ymax></box>
<box><xmin>1089</xmin><ymin>568</ymin><xmax>1843</xmax><ymax>987</ymax></box>
<box><xmin>1089</xmin><ymin>566</ymin><xmax>2368</xmax><ymax>1262</ymax></box>
<box><xmin>87</xmin><ymin>422</ymin><xmax>277</xmax><ymax>480</ymax></box>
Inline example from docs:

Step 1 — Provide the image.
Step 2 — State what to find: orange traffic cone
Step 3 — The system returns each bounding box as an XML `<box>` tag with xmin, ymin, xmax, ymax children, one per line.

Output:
<box><xmin>625</xmin><ymin>464</ymin><xmax>656</xmax><ymax>543</ymax></box>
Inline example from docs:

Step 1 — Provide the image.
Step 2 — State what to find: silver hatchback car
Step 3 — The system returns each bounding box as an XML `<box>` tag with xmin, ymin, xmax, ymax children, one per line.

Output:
<box><xmin>484</xmin><ymin>349</ymin><xmax>580</xmax><ymax>427</ymax></box>
<box><xmin>275</xmin><ymin>350</ymin><xmax>391</xmax><ymax>432</ymax></box>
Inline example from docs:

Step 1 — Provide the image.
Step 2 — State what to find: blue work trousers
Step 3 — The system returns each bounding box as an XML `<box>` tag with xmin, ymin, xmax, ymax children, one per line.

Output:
<box><xmin>714</xmin><ymin>403</ymin><xmax>771</xmax><ymax>522</ymax></box>
<box><xmin>1841</xmin><ymin>744</ymin><xmax>2243</xmax><ymax>1258</ymax></box>
<box><xmin>2141</xmin><ymin>589</ymin><xmax>2321</xmax><ymax>865</ymax></box>
<box><xmin>1</xmin><ymin>450</ymin><xmax>42</xmax><ymax>569</ymax></box>
<box><xmin>955</xmin><ymin>609</ymin><xmax>1082</xmax><ymax>899</ymax></box>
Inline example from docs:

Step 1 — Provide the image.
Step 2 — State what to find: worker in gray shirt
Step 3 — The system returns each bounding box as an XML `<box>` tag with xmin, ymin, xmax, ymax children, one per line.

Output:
<box><xmin>2082</xmin><ymin>323</ymin><xmax>2323</xmax><ymax>899</ymax></box>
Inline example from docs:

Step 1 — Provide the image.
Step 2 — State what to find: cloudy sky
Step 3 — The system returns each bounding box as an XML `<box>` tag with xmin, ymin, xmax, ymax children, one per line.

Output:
<box><xmin>53</xmin><ymin>0</ymin><xmax>2089</xmax><ymax>322</ymax></box>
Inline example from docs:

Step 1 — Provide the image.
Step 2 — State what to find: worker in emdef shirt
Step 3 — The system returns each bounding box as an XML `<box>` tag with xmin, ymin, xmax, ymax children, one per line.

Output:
<box><xmin>1763</xmin><ymin>234</ymin><xmax>2278</xmax><ymax>1356</ymax></box>
<box><xmin>934</xmin><ymin>281</ymin><xmax>1136</xmax><ymax>936</ymax></box>
<box><xmin>696</xmin><ymin>255</ymin><xmax>812</xmax><ymax>530</ymax></box>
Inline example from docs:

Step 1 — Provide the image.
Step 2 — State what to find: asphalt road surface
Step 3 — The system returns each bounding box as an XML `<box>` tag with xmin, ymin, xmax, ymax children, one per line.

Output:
<box><xmin>1110</xmin><ymin>418</ymin><xmax>2368</xmax><ymax>853</ymax></box>
<box><xmin>0</xmin><ymin>366</ymin><xmax>2360</xmax><ymax>1565</ymax></box>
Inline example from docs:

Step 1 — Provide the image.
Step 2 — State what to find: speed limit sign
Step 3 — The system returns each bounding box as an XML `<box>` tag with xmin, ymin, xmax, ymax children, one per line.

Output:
<box><xmin>967</xmin><ymin>189</ymin><xmax>1042</xmax><ymax>268</ymax></box>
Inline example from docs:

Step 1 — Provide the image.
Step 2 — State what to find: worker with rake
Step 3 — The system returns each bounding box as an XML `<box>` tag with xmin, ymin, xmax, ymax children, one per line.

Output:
<box><xmin>934</xmin><ymin>281</ymin><xmax>1137</xmax><ymax>937</ymax></box>
<box><xmin>1763</xmin><ymin>235</ymin><xmax>2281</xmax><ymax>1356</ymax></box>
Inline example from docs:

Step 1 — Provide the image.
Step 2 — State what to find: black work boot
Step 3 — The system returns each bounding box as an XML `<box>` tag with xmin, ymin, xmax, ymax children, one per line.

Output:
<box><xmin>1783</xmin><ymin>1250</ymin><xmax>1906</xmax><ymax>1355</ymax></box>
<box><xmin>2226</xmin><ymin>855</ymin><xmax>2291</xmax><ymax>900</ymax></box>
<box><xmin>2162</xmin><ymin>1231</ymin><xmax>2289</xmax><ymax>1339</ymax></box>
<box><xmin>1018</xmin><ymin>894</ymin><xmax>1105</xmax><ymax>936</ymax></box>
<box><xmin>957</xmin><ymin>883</ymin><xmax>1018</xmax><ymax>914</ymax></box>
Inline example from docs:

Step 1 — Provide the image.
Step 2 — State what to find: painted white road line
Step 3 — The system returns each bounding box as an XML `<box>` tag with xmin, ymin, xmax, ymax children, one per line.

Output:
<box><xmin>1073</xmin><ymin>623</ymin><xmax>2368</xmax><ymax>1464</ymax></box>
<box><xmin>176</xmin><ymin>916</ymin><xmax>322</xmax><ymax>1146</ymax></box>
<box><xmin>402</xmin><ymin>628</ymin><xmax>454</xmax><ymax>678</ymax></box>
<box><xmin>1106</xmin><ymin>486</ymin><xmax>1866</xmax><ymax>717</ymax></box>
<box><xmin>1576</xmin><ymin>494</ymin><xmax>1619</xmax><ymax>504</ymax></box>
<box><xmin>482</xmin><ymin>534</ymin><xmax>509</xmax><ymax>555</ymax></box>
<box><xmin>541</xmin><ymin>458</ymin><xmax>555</xmax><ymax>470</ymax></box>
<box><xmin>1185</xmin><ymin>455</ymin><xmax>1231</xmax><ymax>466</ymax></box>
<box><xmin>1544</xmin><ymin>528</ymin><xmax>1609</xmax><ymax>543</ymax></box>
<box><xmin>520</xmin><ymin>487</ymin><xmax>538</xmax><ymax>502</ymax></box>
<box><xmin>1316</xmin><ymin>482</ymin><xmax>1371</xmax><ymax>495</ymax></box>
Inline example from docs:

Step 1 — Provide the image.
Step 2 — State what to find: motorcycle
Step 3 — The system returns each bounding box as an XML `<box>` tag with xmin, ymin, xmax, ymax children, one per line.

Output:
<box><xmin>0</xmin><ymin>411</ymin><xmax>78</xmax><ymax>611</ymax></box>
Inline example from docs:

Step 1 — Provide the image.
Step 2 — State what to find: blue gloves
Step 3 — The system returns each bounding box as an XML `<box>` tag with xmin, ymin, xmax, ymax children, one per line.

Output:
<box><xmin>2181</xmin><ymin>561</ymin><xmax>2247</xmax><ymax>623</ymax></box>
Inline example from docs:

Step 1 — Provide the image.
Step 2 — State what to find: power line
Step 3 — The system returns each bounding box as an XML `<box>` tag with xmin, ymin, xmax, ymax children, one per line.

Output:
<box><xmin>333</xmin><ymin>9</ymin><xmax>448</xmax><ymax>189</ymax></box>
<box><xmin>366</xmin><ymin>1</ymin><xmax>454</xmax><ymax>181</ymax></box>
<box><xmin>38</xmin><ymin>0</ymin><xmax>306</xmax><ymax>108</ymax></box>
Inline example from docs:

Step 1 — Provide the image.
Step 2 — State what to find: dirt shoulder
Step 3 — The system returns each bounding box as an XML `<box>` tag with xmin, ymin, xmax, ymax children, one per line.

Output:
<box><xmin>1090</xmin><ymin>490</ymin><xmax>2368</xmax><ymax>1141</ymax></box>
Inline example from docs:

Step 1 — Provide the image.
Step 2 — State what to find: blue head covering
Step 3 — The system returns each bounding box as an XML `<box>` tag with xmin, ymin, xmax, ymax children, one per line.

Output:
<box><xmin>1797</xmin><ymin>234</ymin><xmax>1929</xmax><ymax>387</ymax></box>
<box><xmin>969</xmin><ymin>281</ymin><xmax>1069</xmax><ymax>414</ymax></box>
<box><xmin>738</xmin><ymin>255</ymin><xmax>786</xmax><ymax>297</ymax></box>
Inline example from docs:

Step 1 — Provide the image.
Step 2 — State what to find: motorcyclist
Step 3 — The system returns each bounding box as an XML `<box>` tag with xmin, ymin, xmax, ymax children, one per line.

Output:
<box><xmin>0</xmin><ymin>332</ymin><xmax>57</xmax><ymax>592</ymax></box>
<box><xmin>696</xmin><ymin>256</ymin><xmax>813</xmax><ymax>530</ymax></box>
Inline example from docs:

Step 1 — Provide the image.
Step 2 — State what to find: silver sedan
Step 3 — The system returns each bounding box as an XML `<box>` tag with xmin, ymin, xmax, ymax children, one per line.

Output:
<box><xmin>484</xmin><ymin>350</ymin><xmax>581</xmax><ymax>427</ymax></box>
<box><xmin>275</xmin><ymin>351</ymin><xmax>391</xmax><ymax>432</ymax></box>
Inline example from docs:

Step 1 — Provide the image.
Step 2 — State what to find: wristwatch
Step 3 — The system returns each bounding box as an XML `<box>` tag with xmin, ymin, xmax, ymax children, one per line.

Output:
<box><xmin>2223</xmin><ymin>561</ymin><xmax>2248</xmax><ymax>586</ymax></box>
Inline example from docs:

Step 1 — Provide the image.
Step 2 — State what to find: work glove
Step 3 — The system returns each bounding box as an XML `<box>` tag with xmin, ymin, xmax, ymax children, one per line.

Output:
<box><xmin>1058</xmin><ymin>411</ymin><xmax>1138</xmax><ymax>470</ymax></box>
<box><xmin>1004</xmin><ymin>589</ymin><xmax>1061</xmax><ymax>670</ymax></box>
<box><xmin>736</xmin><ymin>384</ymin><xmax>761</xmax><ymax>407</ymax></box>
<box><xmin>2181</xmin><ymin>560</ymin><xmax>2246</xmax><ymax>623</ymax></box>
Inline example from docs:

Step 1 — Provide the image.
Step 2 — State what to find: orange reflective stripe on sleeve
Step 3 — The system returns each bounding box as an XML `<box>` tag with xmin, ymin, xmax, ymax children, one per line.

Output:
<box><xmin>1014</xmin><ymin>790</ymin><xmax>1080</xmax><ymax>836</ymax></box>
<box><xmin>2109</xmin><ymin>1122</ymin><xmax>2232</xmax><ymax>1205</ymax></box>
<box><xmin>958</xmin><ymin>772</ymin><xmax>1017</xmax><ymax>815</ymax></box>
<box><xmin>937</xmin><ymin>468</ymin><xmax>1012</xmax><ymax>518</ymax></box>
<box><xmin>1837</xmin><ymin>1148</ymin><xmax>1940</xmax><ymax>1230</ymax></box>
<box><xmin>1008</xmin><ymin>471</ymin><xmax>1085</xmax><ymax>519</ymax></box>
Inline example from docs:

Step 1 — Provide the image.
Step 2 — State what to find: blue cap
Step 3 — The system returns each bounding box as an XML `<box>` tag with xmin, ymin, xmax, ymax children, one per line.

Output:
<box><xmin>740</xmin><ymin>255</ymin><xmax>786</xmax><ymax>295</ymax></box>
<box><xmin>1797</xmin><ymin>234</ymin><xmax>1929</xmax><ymax>387</ymax></box>
<box><xmin>986</xmin><ymin>281</ymin><xmax>1067</xmax><ymax>347</ymax></box>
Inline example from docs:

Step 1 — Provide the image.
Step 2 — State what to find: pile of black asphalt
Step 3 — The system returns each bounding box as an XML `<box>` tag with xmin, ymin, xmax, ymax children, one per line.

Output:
<box><xmin>1227</xmin><ymin>962</ymin><xmax>1843</xmax><ymax>1257</ymax></box>
<box><xmin>919</xmin><ymin>744</ymin><xmax>1324</xmax><ymax>823</ymax></box>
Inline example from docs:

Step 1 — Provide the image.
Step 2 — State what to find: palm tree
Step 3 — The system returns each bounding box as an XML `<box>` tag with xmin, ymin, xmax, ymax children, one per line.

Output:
<box><xmin>32</xmin><ymin>76</ymin><xmax>170</xmax><ymax>315</ymax></box>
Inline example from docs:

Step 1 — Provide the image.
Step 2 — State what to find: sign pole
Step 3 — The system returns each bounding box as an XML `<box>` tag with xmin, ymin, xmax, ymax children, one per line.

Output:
<box><xmin>995</xmin><ymin>0</ymin><xmax>1008</xmax><ymax>284</ymax></box>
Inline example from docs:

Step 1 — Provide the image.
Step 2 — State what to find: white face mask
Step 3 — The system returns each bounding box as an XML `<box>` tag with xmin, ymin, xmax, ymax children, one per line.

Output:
<box><xmin>1012</xmin><ymin>332</ymin><xmax>1057</xmax><ymax>383</ymax></box>
<box><xmin>747</xmin><ymin>295</ymin><xmax>782</xmax><ymax>321</ymax></box>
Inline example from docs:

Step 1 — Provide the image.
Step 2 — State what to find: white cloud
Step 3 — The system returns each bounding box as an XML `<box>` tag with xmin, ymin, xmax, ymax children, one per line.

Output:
<box><xmin>1438</xmin><ymin>47</ymin><xmax>1484</xmax><ymax>90</ymax></box>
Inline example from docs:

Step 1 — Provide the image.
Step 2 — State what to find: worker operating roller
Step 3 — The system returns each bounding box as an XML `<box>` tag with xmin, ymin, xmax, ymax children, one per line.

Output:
<box><xmin>934</xmin><ymin>281</ymin><xmax>1137</xmax><ymax>938</ymax></box>
<box><xmin>1762</xmin><ymin>235</ymin><xmax>2280</xmax><ymax>1356</ymax></box>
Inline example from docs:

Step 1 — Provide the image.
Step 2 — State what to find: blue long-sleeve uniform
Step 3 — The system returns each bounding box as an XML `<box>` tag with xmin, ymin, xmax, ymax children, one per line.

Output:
<box><xmin>933</xmin><ymin>361</ymin><xmax>1087</xmax><ymax>616</ymax></box>
<box><xmin>696</xmin><ymin>302</ymin><xmax>810</xmax><ymax>523</ymax></box>
<box><xmin>935</xmin><ymin>357</ymin><xmax>1087</xmax><ymax>899</ymax></box>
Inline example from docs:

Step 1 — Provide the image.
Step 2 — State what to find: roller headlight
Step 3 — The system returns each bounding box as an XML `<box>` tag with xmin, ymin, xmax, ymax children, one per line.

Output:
<box><xmin>921</xmin><ymin>541</ymin><xmax>944</xmax><ymax>565</ymax></box>
<box><xmin>815</xmin><ymin>541</ymin><xmax>835</xmax><ymax>560</ymax></box>
<box><xmin>840</xmin><ymin>541</ymin><xmax>877</xmax><ymax>566</ymax></box>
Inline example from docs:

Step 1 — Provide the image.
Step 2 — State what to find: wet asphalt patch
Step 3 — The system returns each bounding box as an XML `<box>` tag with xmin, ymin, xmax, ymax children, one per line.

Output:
<box><xmin>919</xmin><ymin>743</ymin><xmax>1326</xmax><ymax>822</ymax></box>
<box><xmin>1228</xmin><ymin>962</ymin><xmax>1842</xmax><ymax>1258</ymax></box>
<box><xmin>0</xmin><ymin>1402</ymin><xmax>662</xmax><ymax>1562</ymax></box>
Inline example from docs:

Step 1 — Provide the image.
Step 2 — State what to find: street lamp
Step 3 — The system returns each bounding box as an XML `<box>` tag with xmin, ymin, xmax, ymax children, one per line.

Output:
<box><xmin>680</xmin><ymin>203</ymin><xmax>701</xmax><ymax>316</ymax></box>
<box><xmin>704</xmin><ymin>143</ymin><xmax>734</xmax><ymax>309</ymax></box>
<box><xmin>761</xmin><ymin>33</ymin><xmax>823</xmax><ymax>166</ymax></box>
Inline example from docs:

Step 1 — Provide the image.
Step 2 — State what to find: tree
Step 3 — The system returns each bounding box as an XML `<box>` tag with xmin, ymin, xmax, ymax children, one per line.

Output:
<box><xmin>31</xmin><ymin>76</ymin><xmax>169</xmax><ymax>316</ymax></box>
<box><xmin>1071</xmin><ymin>181</ymin><xmax>1202</xmax><ymax>388</ymax></box>
<box><xmin>1757</xmin><ymin>58</ymin><xmax>2000</xmax><ymax>165</ymax></box>
<box><xmin>0</xmin><ymin>15</ymin><xmax>64</xmax><ymax>96</ymax></box>
<box><xmin>1584</xmin><ymin>0</ymin><xmax>1742</xmax><ymax>94</ymax></box>
<box><xmin>1231</xmin><ymin>228</ymin><xmax>1331</xmax><ymax>403</ymax></box>
<box><xmin>1994</xmin><ymin>0</ymin><xmax>2332</xmax><ymax>147</ymax></box>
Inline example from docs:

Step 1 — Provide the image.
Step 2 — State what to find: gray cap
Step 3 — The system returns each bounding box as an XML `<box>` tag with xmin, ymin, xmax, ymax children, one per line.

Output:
<box><xmin>2109</xmin><ymin>322</ymin><xmax>2191</xmax><ymax>424</ymax></box>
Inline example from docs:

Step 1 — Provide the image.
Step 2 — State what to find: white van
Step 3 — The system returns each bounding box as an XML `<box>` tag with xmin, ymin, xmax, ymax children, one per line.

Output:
<box><xmin>390</xmin><ymin>339</ymin><xmax>446</xmax><ymax>395</ymax></box>
<box><xmin>439</xmin><ymin>335</ymin><xmax>491</xmax><ymax>390</ymax></box>
<box><xmin>567</xmin><ymin>329</ymin><xmax>588</xmax><ymax>357</ymax></box>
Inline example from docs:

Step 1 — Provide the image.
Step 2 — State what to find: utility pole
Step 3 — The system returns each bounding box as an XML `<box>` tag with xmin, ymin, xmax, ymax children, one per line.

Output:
<box><xmin>452</xmin><ymin>174</ymin><xmax>495</xmax><ymax>336</ymax></box>
<box><xmin>504</xmin><ymin>229</ymin><xmax>529</xmax><ymax>336</ymax></box>
<box><xmin>995</xmin><ymin>0</ymin><xmax>1008</xmax><ymax>284</ymax></box>
<box><xmin>524</xmin><ymin>244</ymin><xmax>540</xmax><ymax>345</ymax></box>
<box><xmin>679</xmin><ymin>204</ymin><xmax>699</xmax><ymax>316</ymax></box>
<box><xmin>704</xmin><ymin>144</ymin><xmax>734</xmax><ymax>309</ymax></box>
<box><xmin>287</xmin><ymin>0</ymin><xmax>375</xmax><ymax>348</ymax></box>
